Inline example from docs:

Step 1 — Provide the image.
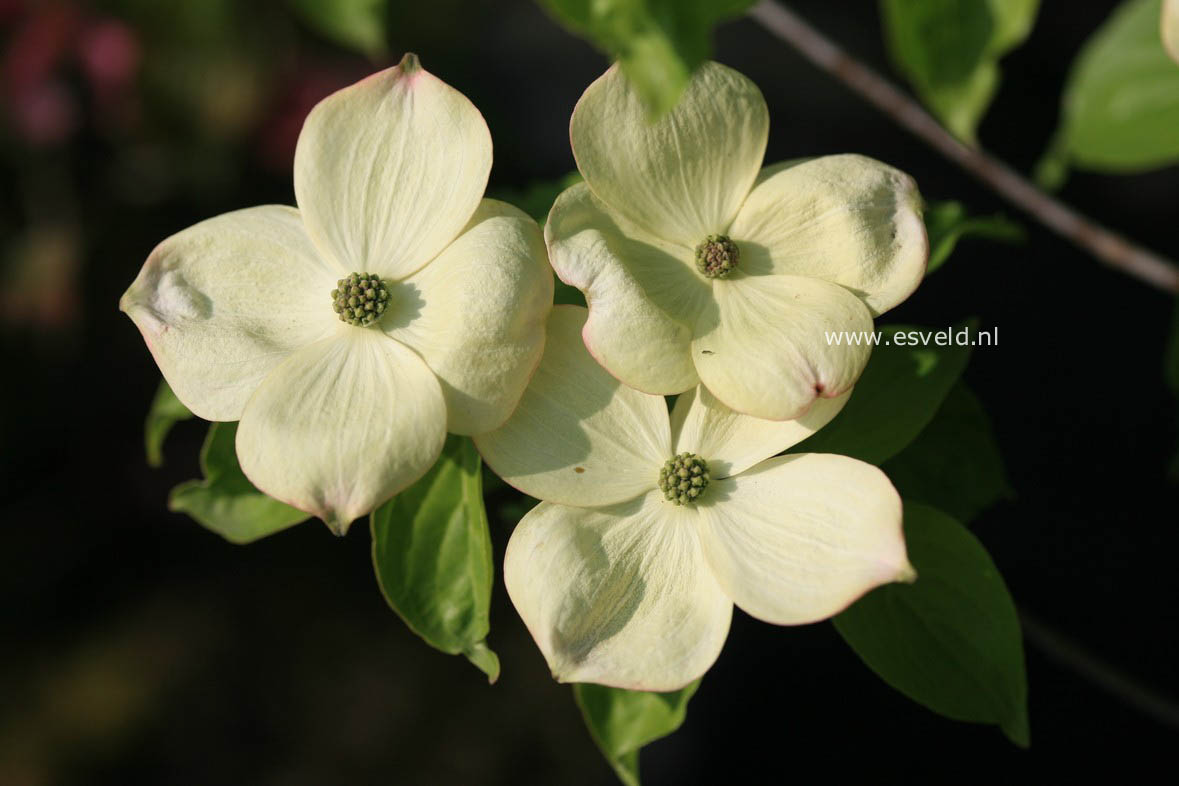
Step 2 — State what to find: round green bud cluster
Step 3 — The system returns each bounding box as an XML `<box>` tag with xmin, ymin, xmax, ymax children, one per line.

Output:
<box><xmin>332</xmin><ymin>272</ymin><xmax>389</xmax><ymax>327</ymax></box>
<box><xmin>695</xmin><ymin>234</ymin><xmax>740</xmax><ymax>279</ymax></box>
<box><xmin>658</xmin><ymin>452</ymin><xmax>711</xmax><ymax>505</ymax></box>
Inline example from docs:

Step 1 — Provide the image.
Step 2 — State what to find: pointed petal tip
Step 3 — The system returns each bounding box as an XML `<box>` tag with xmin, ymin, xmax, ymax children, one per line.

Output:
<box><xmin>399</xmin><ymin>52</ymin><xmax>421</xmax><ymax>74</ymax></box>
<box><xmin>896</xmin><ymin>561</ymin><xmax>918</xmax><ymax>584</ymax></box>
<box><xmin>320</xmin><ymin>511</ymin><xmax>352</xmax><ymax>537</ymax></box>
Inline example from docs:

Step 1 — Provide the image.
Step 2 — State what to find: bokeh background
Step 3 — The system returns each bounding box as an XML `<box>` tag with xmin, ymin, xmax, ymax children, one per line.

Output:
<box><xmin>2</xmin><ymin>0</ymin><xmax>1177</xmax><ymax>783</ymax></box>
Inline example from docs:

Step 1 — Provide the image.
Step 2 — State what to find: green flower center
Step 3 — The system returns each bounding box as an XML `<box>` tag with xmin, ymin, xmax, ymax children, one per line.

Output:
<box><xmin>658</xmin><ymin>452</ymin><xmax>711</xmax><ymax>506</ymax></box>
<box><xmin>695</xmin><ymin>234</ymin><xmax>739</xmax><ymax>279</ymax></box>
<box><xmin>332</xmin><ymin>272</ymin><xmax>389</xmax><ymax>327</ymax></box>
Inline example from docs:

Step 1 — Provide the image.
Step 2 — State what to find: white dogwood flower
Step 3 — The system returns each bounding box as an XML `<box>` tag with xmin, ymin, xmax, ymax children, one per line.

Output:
<box><xmin>476</xmin><ymin>306</ymin><xmax>914</xmax><ymax>691</ymax></box>
<box><xmin>1165</xmin><ymin>0</ymin><xmax>1179</xmax><ymax>63</ymax></box>
<box><xmin>547</xmin><ymin>61</ymin><xmax>928</xmax><ymax>420</ymax></box>
<box><xmin>121</xmin><ymin>54</ymin><xmax>552</xmax><ymax>534</ymax></box>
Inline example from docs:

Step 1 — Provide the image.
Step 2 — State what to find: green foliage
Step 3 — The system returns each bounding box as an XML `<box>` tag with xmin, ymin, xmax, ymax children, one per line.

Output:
<box><xmin>924</xmin><ymin>200</ymin><xmax>1024</xmax><ymax>274</ymax></box>
<box><xmin>835</xmin><ymin>503</ymin><xmax>1029</xmax><ymax>746</ymax></box>
<box><xmin>370</xmin><ymin>436</ymin><xmax>500</xmax><ymax>682</ymax></box>
<box><xmin>289</xmin><ymin>0</ymin><xmax>388</xmax><ymax>57</ymax></box>
<box><xmin>144</xmin><ymin>379</ymin><xmax>194</xmax><ymax>468</ymax></box>
<box><xmin>1037</xmin><ymin>0</ymin><xmax>1179</xmax><ymax>187</ymax></box>
<box><xmin>538</xmin><ymin>0</ymin><xmax>756</xmax><ymax>118</ymax></box>
<box><xmin>169</xmin><ymin>422</ymin><xmax>309</xmax><ymax>543</ymax></box>
<box><xmin>574</xmin><ymin>680</ymin><xmax>700</xmax><ymax>786</ymax></box>
<box><xmin>884</xmin><ymin>383</ymin><xmax>1013</xmax><ymax>521</ymax></box>
<box><xmin>791</xmin><ymin>323</ymin><xmax>973</xmax><ymax>465</ymax></box>
<box><xmin>492</xmin><ymin>172</ymin><xmax>584</xmax><ymax>223</ymax></box>
<box><xmin>881</xmin><ymin>0</ymin><xmax>1039</xmax><ymax>143</ymax></box>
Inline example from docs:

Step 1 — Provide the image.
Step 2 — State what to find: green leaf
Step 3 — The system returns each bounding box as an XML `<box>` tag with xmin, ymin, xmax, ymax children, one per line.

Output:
<box><xmin>574</xmin><ymin>680</ymin><xmax>700</xmax><ymax>786</ymax></box>
<box><xmin>539</xmin><ymin>0</ymin><xmax>756</xmax><ymax>118</ymax></box>
<box><xmin>144</xmin><ymin>379</ymin><xmax>194</xmax><ymax>468</ymax></box>
<box><xmin>289</xmin><ymin>0</ymin><xmax>387</xmax><ymax>57</ymax></box>
<box><xmin>169</xmin><ymin>422</ymin><xmax>309</xmax><ymax>543</ymax></box>
<box><xmin>834</xmin><ymin>503</ymin><xmax>1029</xmax><ymax>746</ymax></box>
<box><xmin>883</xmin><ymin>384</ymin><xmax>1013</xmax><ymax>521</ymax></box>
<box><xmin>1037</xmin><ymin>0</ymin><xmax>1179</xmax><ymax>185</ymax></box>
<box><xmin>370</xmin><ymin>435</ymin><xmax>499</xmax><ymax>682</ymax></box>
<box><xmin>791</xmin><ymin>323</ymin><xmax>974</xmax><ymax>465</ymax></box>
<box><xmin>491</xmin><ymin>172</ymin><xmax>583</xmax><ymax>223</ymax></box>
<box><xmin>881</xmin><ymin>0</ymin><xmax>1039</xmax><ymax>143</ymax></box>
<box><xmin>924</xmin><ymin>200</ymin><xmax>1024</xmax><ymax>274</ymax></box>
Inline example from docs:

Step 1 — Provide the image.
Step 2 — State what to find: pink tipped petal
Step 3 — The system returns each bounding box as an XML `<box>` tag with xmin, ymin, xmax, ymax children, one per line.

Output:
<box><xmin>729</xmin><ymin>155</ymin><xmax>928</xmax><ymax>316</ymax></box>
<box><xmin>504</xmin><ymin>493</ymin><xmax>733</xmax><ymax>691</ymax></box>
<box><xmin>235</xmin><ymin>330</ymin><xmax>447</xmax><ymax>534</ymax></box>
<box><xmin>692</xmin><ymin>275</ymin><xmax>874</xmax><ymax>421</ymax></box>
<box><xmin>385</xmin><ymin>199</ymin><xmax>553</xmax><ymax>435</ymax></box>
<box><xmin>119</xmin><ymin>206</ymin><xmax>340</xmax><ymax>421</ymax></box>
<box><xmin>546</xmin><ymin>182</ymin><xmax>703</xmax><ymax>394</ymax></box>
<box><xmin>294</xmin><ymin>57</ymin><xmax>492</xmax><ymax>280</ymax></box>
<box><xmin>697</xmin><ymin>454</ymin><xmax>912</xmax><ymax>625</ymax></box>
<box><xmin>570</xmin><ymin>62</ymin><xmax>768</xmax><ymax>247</ymax></box>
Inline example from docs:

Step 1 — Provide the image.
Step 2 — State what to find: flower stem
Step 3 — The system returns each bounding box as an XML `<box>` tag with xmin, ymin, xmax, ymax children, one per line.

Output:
<box><xmin>1020</xmin><ymin>608</ymin><xmax>1179</xmax><ymax>730</ymax></box>
<box><xmin>748</xmin><ymin>1</ymin><xmax>1179</xmax><ymax>294</ymax></box>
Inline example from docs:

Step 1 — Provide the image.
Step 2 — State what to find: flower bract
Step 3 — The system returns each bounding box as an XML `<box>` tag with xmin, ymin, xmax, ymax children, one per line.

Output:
<box><xmin>475</xmin><ymin>306</ymin><xmax>915</xmax><ymax>691</ymax></box>
<box><xmin>547</xmin><ymin>61</ymin><xmax>928</xmax><ymax>420</ymax></box>
<box><xmin>121</xmin><ymin>54</ymin><xmax>553</xmax><ymax>534</ymax></box>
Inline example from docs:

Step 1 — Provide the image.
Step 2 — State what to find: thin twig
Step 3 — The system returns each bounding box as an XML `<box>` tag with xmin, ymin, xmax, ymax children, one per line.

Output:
<box><xmin>1019</xmin><ymin>609</ymin><xmax>1179</xmax><ymax>730</ymax></box>
<box><xmin>749</xmin><ymin>1</ymin><xmax>1179</xmax><ymax>294</ymax></box>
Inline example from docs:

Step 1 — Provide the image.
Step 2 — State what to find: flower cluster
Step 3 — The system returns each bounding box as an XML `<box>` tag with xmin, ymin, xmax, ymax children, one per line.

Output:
<box><xmin>122</xmin><ymin>55</ymin><xmax>927</xmax><ymax>689</ymax></box>
<box><xmin>121</xmin><ymin>53</ymin><xmax>552</xmax><ymax>534</ymax></box>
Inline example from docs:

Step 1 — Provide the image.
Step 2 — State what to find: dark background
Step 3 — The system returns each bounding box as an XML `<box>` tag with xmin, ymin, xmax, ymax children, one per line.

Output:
<box><xmin>2</xmin><ymin>0</ymin><xmax>1176</xmax><ymax>783</ymax></box>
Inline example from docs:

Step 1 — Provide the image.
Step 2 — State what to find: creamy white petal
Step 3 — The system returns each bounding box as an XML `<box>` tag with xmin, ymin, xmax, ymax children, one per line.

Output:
<box><xmin>670</xmin><ymin>385</ymin><xmax>850</xmax><ymax>478</ymax></box>
<box><xmin>729</xmin><ymin>155</ymin><xmax>927</xmax><ymax>316</ymax></box>
<box><xmin>692</xmin><ymin>274</ymin><xmax>873</xmax><ymax>421</ymax></box>
<box><xmin>236</xmin><ymin>330</ymin><xmax>446</xmax><ymax>535</ymax></box>
<box><xmin>474</xmin><ymin>306</ymin><xmax>670</xmax><ymax>507</ymax></box>
<box><xmin>385</xmin><ymin>199</ymin><xmax>553</xmax><ymax>435</ymax></box>
<box><xmin>1166</xmin><ymin>0</ymin><xmax>1179</xmax><ymax>64</ymax></box>
<box><xmin>546</xmin><ymin>182</ymin><xmax>703</xmax><ymax>394</ymax></box>
<box><xmin>697</xmin><ymin>454</ymin><xmax>912</xmax><ymax>625</ymax></box>
<box><xmin>294</xmin><ymin>56</ymin><xmax>491</xmax><ymax>280</ymax></box>
<box><xmin>571</xmin><ymin>62</ymin><xmax>768</xmax><ymax>246</ymax></box>
<box><xmin>505</xmin><ymin>492</ymin><xmax>732</xmax><ymax>691</ymax></box>
<box><xmin>120</xmin><ymin>206</ymin><xmax>340</xmax><ymax>421</ymax></box>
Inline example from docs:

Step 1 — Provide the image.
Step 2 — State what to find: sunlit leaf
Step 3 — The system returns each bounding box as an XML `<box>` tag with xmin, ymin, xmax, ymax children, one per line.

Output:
<box><xmin>574</xmin><ymin>680</ymin><xmax>700</xmax><ymax>786</ymax></box>
<box><xmin>791</xmin><ymin>323</ymin><xmax>974</xmax><ymax>465</ymax></box>
<box><xmin>883</xmin><ymin>384</ymin><xmax>1013</xmax><ymax>521</ymax></box>
<box><xmin>144</xmin><ymin>379</ymin><xmax>194</xmax><ymax>468</ymax></box>
<box><xmin>1037</xmin><ymin>0</ymin><xmax>1179</xmax><ymax>186</ymax></box>
<box><xmin>924</xmin><ymin>200</ymin><xmax>1024</xmax><ymax>274</ymax></box>
<box><xmin>835</xmin><ymin>503</ymin><xmax>1029</xmax><ymax>746</ymax></box>
<box><xmin>370</xmin><ymin>435</ymin><xmax>499</xmax><ymax>682</ymax></box>
<box><xmin>492</xmin><ymin>172</ymin><xmax>583</xmax><ymax>223</ymax></box>
<box><xmin>289</xmin><ymin>0</ymin><xmax>388</xmax><ymax>57</ymax></box>
<box><xmin>538</xmin><ymin>0</ymin><xmax>756</xmax><ymax>118</ymax></box>
<box><xmin>169</xmin><ymin>422</ymin><xmax>308</xmax><ymax>543</ymax></box>
<box><xmin>881</xmin><ymin>0</ymin><xmax>1039</xmax><ymax>143</ymax></box>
